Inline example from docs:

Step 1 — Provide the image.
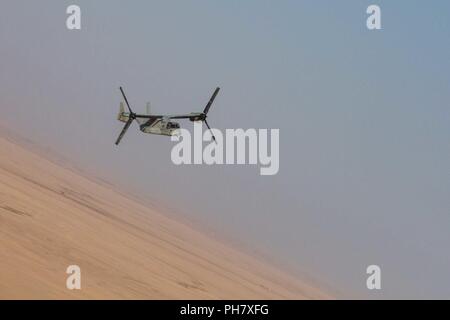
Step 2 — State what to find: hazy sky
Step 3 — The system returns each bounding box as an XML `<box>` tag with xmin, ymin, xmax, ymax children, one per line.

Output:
<box><xmin>1</xmin><ymin>1</ymin><xmax>449</xmax><ymax>298</ymax></box>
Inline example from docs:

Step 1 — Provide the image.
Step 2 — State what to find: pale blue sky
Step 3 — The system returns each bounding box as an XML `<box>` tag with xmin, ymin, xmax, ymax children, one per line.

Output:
<box><xmin>1</xmin><ymin>1</ymin><xmax>449</xmax><ymax>298</ymax></box>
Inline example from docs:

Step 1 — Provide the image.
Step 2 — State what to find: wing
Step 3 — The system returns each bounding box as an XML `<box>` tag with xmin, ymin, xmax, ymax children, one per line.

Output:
<box><xmin>166</xmin><ymin>114</ymin><xmax>196</xmax><ymax>119</ymax></box>
<box><xmin>136</xmin><ymin>116</ymin><xmax>161</xmax><ymax>126</ymax></box>
<box><xmin>134</xmin><ymin>114</ymin><xmax>164</xmax><ymax>119</ymax></box>
<box><xmin>134</xmin><ymin>114</ymin><xmax>195</xmax><ymax>120</ymax></box>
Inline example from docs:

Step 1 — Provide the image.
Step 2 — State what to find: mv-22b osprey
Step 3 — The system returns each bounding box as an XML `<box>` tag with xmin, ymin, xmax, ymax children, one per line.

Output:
<box><xmin>115</xmin><ymin>87</ymin><xmax>220</xmax><ymax>145</ymax></box>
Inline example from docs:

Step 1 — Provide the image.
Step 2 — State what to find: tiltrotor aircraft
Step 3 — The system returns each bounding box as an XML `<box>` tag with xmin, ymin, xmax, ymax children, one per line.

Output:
<box><xmin>115</xmin><ymin>87</ymin><xmax>220</xmax><ymax>145</ymax></box>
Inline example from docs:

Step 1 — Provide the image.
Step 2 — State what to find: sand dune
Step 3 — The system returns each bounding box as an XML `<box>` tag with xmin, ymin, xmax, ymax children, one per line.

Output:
<box><xmin>0</xmin><ymin>132</ymin><xmax>329</xmax><ymax>299</ymax></box>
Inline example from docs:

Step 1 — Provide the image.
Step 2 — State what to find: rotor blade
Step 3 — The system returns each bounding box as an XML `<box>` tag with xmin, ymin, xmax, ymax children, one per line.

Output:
<box><xmin>119</xmin><ymin>87</ymin><xmax>133</xmax><ymax>114</ymax></box>
<box><xmin>204</xmin><ymin>119</ymin><xmax>217</xmax><ymax>143</ymax></box>
<box><xmin>203</xmin><ymin>87</ymin><xmax>220</xmax><ymax>115</ymax></box>
<box><xmin>115</xmin><ymin>118</ymin><xmax>133</xmax><ymax>145</ymax></box>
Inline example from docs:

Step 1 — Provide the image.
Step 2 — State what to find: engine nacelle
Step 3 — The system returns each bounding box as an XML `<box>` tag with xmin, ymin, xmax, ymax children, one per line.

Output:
<box><xmin>117</xmin><ymin>102</ymin><xmax>130</xmax><ymax>123</ymax></box>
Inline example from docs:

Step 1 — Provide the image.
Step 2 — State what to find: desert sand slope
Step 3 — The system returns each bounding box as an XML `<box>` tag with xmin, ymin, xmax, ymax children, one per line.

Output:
<box><xmin>0</xmin><ymin>134</ymin><xmax>329</xmax><ymax>299</ymax></box>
